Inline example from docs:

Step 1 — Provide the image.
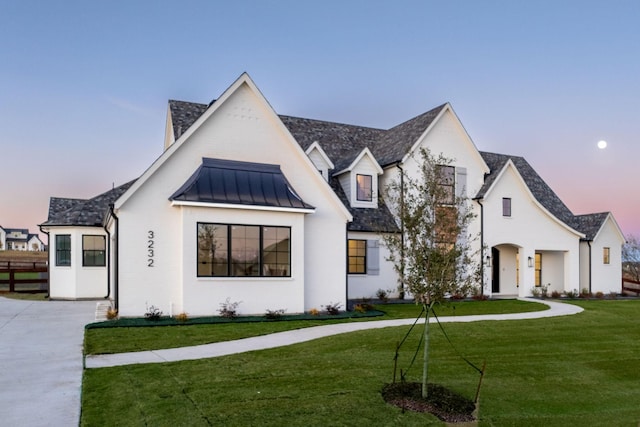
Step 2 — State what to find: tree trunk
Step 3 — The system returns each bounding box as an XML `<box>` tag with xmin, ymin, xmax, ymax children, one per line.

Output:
<box><xmin>422</xmin><ymin>303</ymin><xmax>431</xmax><ymax>398</ymax></box>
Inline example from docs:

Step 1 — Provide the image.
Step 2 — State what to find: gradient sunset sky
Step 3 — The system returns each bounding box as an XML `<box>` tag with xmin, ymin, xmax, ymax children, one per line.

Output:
<box><xmin>1</xmin><ymin>1</ymin><xmax>639</xmax><ymax>240</ymax></box>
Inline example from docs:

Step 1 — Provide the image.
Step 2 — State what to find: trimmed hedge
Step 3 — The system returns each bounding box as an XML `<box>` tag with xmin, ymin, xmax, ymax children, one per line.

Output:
<box><xmin>86</xmin><ymin>309</ymin><xmax>385</xmax><ymax>329</ymax></box>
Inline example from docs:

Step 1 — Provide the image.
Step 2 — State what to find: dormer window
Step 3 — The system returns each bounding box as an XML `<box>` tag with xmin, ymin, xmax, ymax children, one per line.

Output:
<box><xmin>356</xmin><ymin>174</ymin><xmax>373</xmax><ymax>202</ymax></box>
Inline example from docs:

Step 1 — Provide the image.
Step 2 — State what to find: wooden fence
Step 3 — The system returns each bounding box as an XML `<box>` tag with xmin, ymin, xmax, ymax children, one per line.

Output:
<box><xmin>622</xmin><ymin>278</ymin><xmax>640</xmax><ymax>296</ymax></box>
<box><xmin>0</xmin><ymin>261</ymin><xmax>48</xmax><ymax>293</ymax></box>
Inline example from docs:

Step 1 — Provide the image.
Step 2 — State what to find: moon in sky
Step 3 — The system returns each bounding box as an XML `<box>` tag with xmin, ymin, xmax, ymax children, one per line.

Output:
<box><xmin>597</xmin><ymin>140</ymin><xmax>607</xmax><ymax>149</ymax></box>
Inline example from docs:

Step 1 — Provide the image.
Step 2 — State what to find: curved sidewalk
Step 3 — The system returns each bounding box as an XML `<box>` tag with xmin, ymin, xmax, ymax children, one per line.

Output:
<box><xmin>85</xmin><ymin>298</ymin><xmax>582</xmax><ymax>369</ymax></box>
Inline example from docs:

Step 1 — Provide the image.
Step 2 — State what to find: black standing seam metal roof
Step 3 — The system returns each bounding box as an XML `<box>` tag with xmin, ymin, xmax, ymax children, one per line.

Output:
<box><xmin>170</xmin><ymin>158</ymin><xmax>315</xmax><ymax>210</ymax></box>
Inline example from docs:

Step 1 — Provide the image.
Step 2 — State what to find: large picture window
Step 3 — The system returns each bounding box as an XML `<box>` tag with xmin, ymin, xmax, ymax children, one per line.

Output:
<box><xmin>197</xmin><ymin>223</ymin><xmax>290</xmax><ymax>277</ymax></box>
<box><xmin>356</xmin><ymin>174</ymin><xmax>373</xmax><ymax>202</ymax></box>
<box><xmin>348</xmin><ymin>239</ymin><xmax>366</xmax><ymax>274</ymax></box>
<box><xmin>83</xmin><ymin>235</ymin><xmax>106</xmax><ymax>267</ymax></box>
<box><xmin>56</xmin><ymin>235</ymin><xmax>71</xmax><ymax>266</ymax></box>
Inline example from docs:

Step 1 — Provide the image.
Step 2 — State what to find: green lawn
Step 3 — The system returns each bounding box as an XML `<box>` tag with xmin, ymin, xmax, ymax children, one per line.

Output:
<box><xmin>81</xmin><ymin>300</ymin><xmax>640</xmax><ymax>425</ymax></box>
<box><xmin>84</xmin><ymin>299</ymin><xmax>544</xmax><ymax>355</ymax></box>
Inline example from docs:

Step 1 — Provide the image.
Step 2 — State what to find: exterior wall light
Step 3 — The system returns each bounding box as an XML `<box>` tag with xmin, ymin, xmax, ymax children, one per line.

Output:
<box><xmin>528</xmin><ymin>256</ymin><xmax>533</xmax><ymax>268</ymax></box>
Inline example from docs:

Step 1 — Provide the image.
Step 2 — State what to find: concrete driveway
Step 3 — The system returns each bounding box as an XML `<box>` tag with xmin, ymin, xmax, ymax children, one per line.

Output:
<box><xmin>0</xmin><ymin>297</ymin><xmax>95</xmax><ymax>427</ymax></box>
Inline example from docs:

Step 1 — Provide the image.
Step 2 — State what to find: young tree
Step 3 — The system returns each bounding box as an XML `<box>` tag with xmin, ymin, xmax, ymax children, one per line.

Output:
<box><xmin>622</xmin><ymin>234</ymin><xmax>640</xmax><ymax>281</ymax></box>
<box><xmin>383</xmin><ymin>147</ymin><xmax>481</xmax><ymax>398</ymax></box>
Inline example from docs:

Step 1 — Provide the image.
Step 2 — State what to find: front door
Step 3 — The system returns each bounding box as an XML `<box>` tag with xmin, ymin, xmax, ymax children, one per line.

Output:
<box><xmin>492</xmin><ymin>247</ymin><xmax>500</xmax><ymax>293</ymax></box>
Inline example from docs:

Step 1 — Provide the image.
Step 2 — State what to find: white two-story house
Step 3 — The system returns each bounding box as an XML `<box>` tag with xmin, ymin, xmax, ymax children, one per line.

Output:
<box><xmin>41</xmin><ymin>73</ymin><xmax>624</xmax><ymax>316</ymax></box>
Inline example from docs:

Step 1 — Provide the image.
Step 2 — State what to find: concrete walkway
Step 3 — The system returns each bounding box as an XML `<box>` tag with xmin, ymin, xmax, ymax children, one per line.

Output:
<box><xmin>85</xmin><ymin>298</ymin><xmax>582</xmax><ymax>369</ymax></box>
<box><xmin>0</xmin><ymin>297</ymin><xmax>96</xmax><ymax>427</ymax></box>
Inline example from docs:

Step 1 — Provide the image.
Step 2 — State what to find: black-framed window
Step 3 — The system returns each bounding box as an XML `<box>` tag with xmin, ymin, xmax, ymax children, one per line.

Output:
<box><xmin>437</xmin><ymin>165</ymin><xmax>455</xmax><ymax>205</ymax></box>
<box><xmin>356</xmin><ymin>174</ymin><xmax>373</xmax><ymax>202</ymax></box>
<box><xmin>603</xmin><ymin>247</ymin><xmax>610</xmax><ymax>264</ymax></box>
<box><xmin>197</xmin><ymin>223</ymin><xmax>290</xmax><ymax>277</ymax></box>
<box><xmin>503</xmin><ymin>198</ymin><xmax>512</xmax><ymax>217</ymax></box>
<box><xmin>348</xmin><ymin>239</ymin><xmax>366</xmax><ymax>274</ymax></box>
<box><xmin>56</xmin><ymin>235</ymin><xmax>71</xmax><ymax>266</ymax></box>
<box><xmin>83</xmin><ymin>235</ymin><xmax>106</xmax><ymax>267</ymax></box>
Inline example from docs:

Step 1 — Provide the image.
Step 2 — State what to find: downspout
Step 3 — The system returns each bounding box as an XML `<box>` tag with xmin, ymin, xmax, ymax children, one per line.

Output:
<box><xmin>38</xmin><ymin>224</ymin><xmax>50</xmax><ymax>297</ymax></box>
<box><xmin>475</xmin><ymin>198</ymin><xmax>485</xmax><ymax>296</ymax></box>
<box><xmin>109</xmin><ymin>204</ymin><xmax>120</xmax><ymax>310</ymax></box>
<box><xmin>587</xmin><ymin>240</ymin><xmax>592</xmax><ymax>294</ymax></box>
<box><xmin>397</xmin><ymin>162</ymin><xmax>405</xmax><ymax>299</ymax></box>
<box><xmin>102</xmin><ymin>215</ymin><xmax>111</xmax><ymax>300</ymax></box>
<box><xmin>345</xmin><ymin>222</ymin><xmax>349</xmax><ymax>311</ymax></box>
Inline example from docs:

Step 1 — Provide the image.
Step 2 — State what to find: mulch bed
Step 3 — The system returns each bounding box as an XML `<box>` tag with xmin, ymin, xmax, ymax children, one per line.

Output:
<box><xmin>382</xmin><ymin>382</ymin><xmax>476</xmax><ymax>423</ymax></box>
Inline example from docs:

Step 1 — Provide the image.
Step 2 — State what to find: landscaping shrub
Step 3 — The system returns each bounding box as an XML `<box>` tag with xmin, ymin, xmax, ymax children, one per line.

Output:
<box><xmin>144</xmin><ymin>305</ymin><xmax>163</xmax><ymax>321</ymax></box>
<box><xmin>218</xmin><ymin>298</ymin><xmax>241</xmax><ymax>319</ymax></box>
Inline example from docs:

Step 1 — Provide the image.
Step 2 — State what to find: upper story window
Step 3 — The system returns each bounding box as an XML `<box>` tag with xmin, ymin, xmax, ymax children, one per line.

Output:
<box><xmin>503</xmin><ymin>198</ymin><xmax>512</xmax><ymax>217</ymax></box>
<box><xmin>437</xmin><ymin>165</ymin><xmax>455</xmax><ymax>205</ymax></box>
<box><xmin>356</xmin><ymin>174</ymin><xmax>373</xmax><ymax>202</ymax></box>
<box><xmin>56</xmin><ymin>235</ymin><xmax>71</xmax><ymax>266</ymax></box>
<box><xmin>83</xmin><ymin>235</ymin><xmax>106</xmax><ymax>267</ymax></box>
<box><xmin>603</xmin><ymin>247</ymin><xmax>610</xmax><ymax>264</ymax></box>
<box><xmin>197</xmin><ymin>223</ymin><xmax>291</xmax><ymax>277</ymax></box>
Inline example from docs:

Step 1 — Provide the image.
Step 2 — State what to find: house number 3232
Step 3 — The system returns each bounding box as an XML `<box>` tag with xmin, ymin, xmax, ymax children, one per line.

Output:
<box><xmin>147</xmin><ymin>231</ymin><xmax>155</xmax><ymax>267</ymax></box>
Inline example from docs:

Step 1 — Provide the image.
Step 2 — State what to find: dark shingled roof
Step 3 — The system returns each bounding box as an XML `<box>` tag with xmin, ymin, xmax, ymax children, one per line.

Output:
<box><xmin>329</xmin><ymin>179</ymin><xmax>399</xmax><ymax>233</ymax></box>
<box><xmin>163</xmin><ymin>99</ymin><xmax>611</xmax><ymax>240</ymax></box>
<box><xmin>279</xmin><ymin>116</ymin><xmax>385</xmax><ymax>172</ymax></box>
<box><xmin>170</xmin><ymin>158</ymin><xmax>314</xmax><ymax>210</ymax></box>
<box><xmin>371</xmin><ymin>104</ymin><xmax>447</xmax><ymax>167</ymax></box>
<box><xmin>478</xmin><ymin>152</ymin><xmax>576</xmax><ymax>226</ymax></box>
<box><xmin>478</xmin><ymin>152</ymin><xmax>614</xmax><ymax>239</ymax></box>
<box><xmin>168</xmin><ymin>100</ymin><xmax>209</xmax><ymax>140</ymax></box>
<box><xmin>573</xmin><ymin>212</ymin><xmax>610</xmax><ymax>240</ymax></box>
<box><xmin>43</xmin><ymin>180</ymin><xmax>136</xmax><ymax>227</ymax></box>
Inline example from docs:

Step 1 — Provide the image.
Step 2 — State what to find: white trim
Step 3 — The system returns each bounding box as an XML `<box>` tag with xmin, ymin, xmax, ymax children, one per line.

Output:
<box><xmin>305</xmin><ymin>141</ymin><xmax>335</xmax><ymax>169</ymax></box>
<box><xmin>333</xmin><ymin>147</ymin><xmax>383</xmax><ymax>176</ymax></box>
<box><xmin>171</xmin><ymin>200</ymin><xmax>316</xmax><ymax>214</ymax></box>
<box><xmin>400</xmin><ymin>103</ymin><xmax>490</xmax><ymax>175</ymax></box>
<box><xmin>590</xmin><ymin>212</ymin><xmax>626</xmax><ymax>243</ymax></box>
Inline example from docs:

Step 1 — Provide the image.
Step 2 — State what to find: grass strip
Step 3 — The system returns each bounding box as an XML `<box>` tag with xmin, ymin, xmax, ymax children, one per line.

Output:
<box><xmin>82</xmin><ymin>300</ymin><xmax>640</xmax><ymax>426</ymax></box>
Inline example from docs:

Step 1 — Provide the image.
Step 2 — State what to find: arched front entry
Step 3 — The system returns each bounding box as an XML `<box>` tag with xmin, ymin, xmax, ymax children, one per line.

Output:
<box><xmin>490</xmin><ymin>244</ymin><xmax>522</xmax><ymax>296</ymax></box>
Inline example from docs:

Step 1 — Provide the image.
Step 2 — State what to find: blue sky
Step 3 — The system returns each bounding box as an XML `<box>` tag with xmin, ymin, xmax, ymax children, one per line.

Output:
<box><xmin>2</xmin><ymin>0</ymin><xmax>639</xmax><ymax>238</ymax></box>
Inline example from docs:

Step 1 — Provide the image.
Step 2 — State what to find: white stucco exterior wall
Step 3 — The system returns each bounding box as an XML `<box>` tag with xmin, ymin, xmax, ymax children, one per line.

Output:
<box><xmin>115</xmin><ymin>79</ymin><xmax>349</xmax><ymax>317</ymax></box>
<box><xmin>346</xmin><ymin>232</ymin><xmax>398</xmax><ymax>299</ymax></box>
<box><xmin>590</xmin><ymin>218</ymin><xmax>624</xmax><ymax>294</ymax></box>
<box><xmin>48</xmin><ymin>227</ymin><xmax>108</xmax><ymax>299</ymax></box>
<box><xmin>482</xmin><ymin>165</ymin><xmax>582</xmax><ymax>296</ymax></box>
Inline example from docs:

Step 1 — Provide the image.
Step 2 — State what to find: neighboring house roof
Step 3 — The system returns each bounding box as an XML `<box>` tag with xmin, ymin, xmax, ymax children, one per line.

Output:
<box><xmin>27</xmin><ymin>234</ymin><xmax>43</xmax><ymax>244</ymax></box>
<box><xmin>170</xmin><ymin>158</ymin><xmax>315</xmax><ymax>210</ymax></box>
<box><xmin>43</xmin><ymin>180</ymin><xmax>136</xmax><ymax>227</ymax></box>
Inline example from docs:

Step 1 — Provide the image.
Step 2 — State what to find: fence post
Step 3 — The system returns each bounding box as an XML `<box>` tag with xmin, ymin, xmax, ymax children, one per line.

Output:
<box><xmin>9</xmin><ymin>269</ymin><xmax>15</xmax><ymax>292</ymax></box>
